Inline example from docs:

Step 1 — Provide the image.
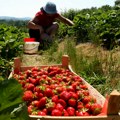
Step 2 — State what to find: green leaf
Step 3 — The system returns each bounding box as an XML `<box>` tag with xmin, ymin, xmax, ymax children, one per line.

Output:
<box><xmin>0</xmin><ymin>78</ymin><xmax>29</xmax><ymax>120</ymax></box>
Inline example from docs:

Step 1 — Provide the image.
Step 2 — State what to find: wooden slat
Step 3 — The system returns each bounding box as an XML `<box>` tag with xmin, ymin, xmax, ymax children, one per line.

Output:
<box><xmin>14</xmin><ymin>57</ymin><xmax>21</xmax><ymax>74</ymax></box>
<box><xmin>29</xmin><ymin>115</ymin><xmax>120</xmax><ymax>120</ymax></box>
<box><xmin>107</xmin><ymin>90</ymin><xmax>120</xmax><ymax>115</ymax></box>
<box><xmin>62</xmin><ymin>55</ymin><xmax>69</xmax><ymax>68</ymax></box>
<box><xmin>68</xmin><ymin>65</ymin><xmax>105</xmax><ymax>107</ymax></box>
<box><xmin>20</xmin><ymin>65</ymin><xmax>63</xmax><ymax>72</ymax></box>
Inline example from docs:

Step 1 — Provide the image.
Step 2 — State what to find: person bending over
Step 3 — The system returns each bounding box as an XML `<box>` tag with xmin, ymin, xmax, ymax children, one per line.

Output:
<box><xmin>27</xmin><ymin>1</ymin><xmax>74</xmax><ymax>43</ymax></box>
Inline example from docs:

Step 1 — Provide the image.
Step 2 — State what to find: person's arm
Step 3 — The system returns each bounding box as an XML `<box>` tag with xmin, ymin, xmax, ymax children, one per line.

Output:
<box><xmin>27</xmin><ymin>17</ymin><xmax>44</xmax><ymax>33</ymax></box>
<box><xmin>56</xmin><ymin>14</ymin><xmax>74</xmax><ymax>26</ymax></box>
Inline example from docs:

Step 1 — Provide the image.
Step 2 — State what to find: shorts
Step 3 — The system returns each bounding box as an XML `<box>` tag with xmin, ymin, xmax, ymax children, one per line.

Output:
<box><xmin>29</xmin><ymin>29</ymin><xmax>40</xmax><ymax>42</ymax></box>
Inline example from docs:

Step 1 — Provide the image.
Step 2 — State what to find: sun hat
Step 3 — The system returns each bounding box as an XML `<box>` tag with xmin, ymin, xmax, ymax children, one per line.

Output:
<box><xmin>43</xmin><ymin>2</ymin><xmax>57</xmax><ymax>14</ymax></box>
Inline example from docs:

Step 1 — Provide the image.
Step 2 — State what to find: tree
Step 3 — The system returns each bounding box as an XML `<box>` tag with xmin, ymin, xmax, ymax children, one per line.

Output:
<box><xmin>115</xmin><ymin>0</ymin><xmax>120</xmax><ymax>6</ymax></box>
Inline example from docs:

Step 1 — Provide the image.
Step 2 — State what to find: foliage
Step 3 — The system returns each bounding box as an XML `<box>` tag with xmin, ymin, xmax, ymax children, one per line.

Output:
<box><xmin>0</xmin><ymin>24</ymin><xmax>26</xmax><ymax>60</ymax></box>
<box><xmin>59</xmin><ymin>5</ymin><xmax>120</xmax><ymax>49</ymax></box>
<box><xmin>0</xmin><ymin>58</ymin><xmax>12</xmax><ymax>80</ymax></box>
<box><xmin>0</xmin><ymin>24</ymin><xmax>28</xmax><ymax>79</ymax></box>
<box><xmin>0</xmin><ymin>78</ymin><xmax>29</xmax><ymax>120</ymax></box>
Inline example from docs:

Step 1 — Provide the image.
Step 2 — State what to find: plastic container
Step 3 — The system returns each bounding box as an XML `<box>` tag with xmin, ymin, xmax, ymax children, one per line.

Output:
<box><xmin>24</xmin><ymin>42</ymin><xmax>40</xmax><ymax>54</ymax></box>
<box><xmin>24</xmin><ymin>38</ymin><xmax>35</xmax><ymax>42</ymax></box>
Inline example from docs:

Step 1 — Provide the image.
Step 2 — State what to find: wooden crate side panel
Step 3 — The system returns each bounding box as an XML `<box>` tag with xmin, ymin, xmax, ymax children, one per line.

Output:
<box><xmin>29</xmin><ymin>115</ymin><xmax>120</xmax><ymax>120</ymax></box>
<box><xmin>68</xmin><ymin>65</ymin><xmax>105</xmax><ymax>107</ymax></box>
<box><xmin>20</xmin><ymin>64</ymin><xmax>63</xmax><ymax>72</ymax></box>
<box><xmin>107</xmin><ymin>90</ymin><xmax>120</xmax><ymax>115</ymax></box>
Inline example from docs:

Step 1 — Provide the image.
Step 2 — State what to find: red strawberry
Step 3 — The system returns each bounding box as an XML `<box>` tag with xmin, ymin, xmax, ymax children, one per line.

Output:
<box><xmin>77</xmin><ymin>90</ymin><xmax>84</xmax><ymax>99</ymax></box>
<box><xmin>46</xmin><ymin>101</ymin><xmax>56</xmax><ymax>112</ymax></box>
<box><xmin>85</xmin><ymin>102</ymin><xmax>92</xmax><ymax>112</ymax></box>
<box><xmin>22</xmin><ymin>90</ymin><xmax>33</xmax><ymax>101</ymax></box>
<box><xmin>77</xmin><ymin>104</ymin><xmax>84</xmax><ymax>110</ymax></box>
<box><xmin>27</xmin><ymin>105</ymin><xmax>33</xmax><ymax>114</ymax></box>
<box><xmin>24</xmin><ymin>83</ymin><xmax>34</xmax><ymax>91</ymax></box>
<box><xmin>56</xmin><ymin>86</ymin><xmax>65</xmax><ymax>93</ymax></box>
<box><xmin>31</xmin><ymin>100</ymin><xmax>39</xmax><ymax>108</ymax></box>
<box><xmin>60</xmin><ymin>91</ymin><xmax>71</xmax><ymax>101</ymax></box>
<box><xmin>55</xmin><ymin>103</ymin><xmax>64</xmax><ymax>111</ymax></box>
<box><xmin>44</xmin><ymin>88</ymin><xmax>54</xmax><ymax>97</ymax></box>
<box><xmin>51</xmin><ymin>109</ymin><xmax>62</xmax><ymax>116</ymax></box>
<box><xmin>31</xmin><ymin>67</ymin><xmax>39</xmax><ymax>72</ymax></box>
<box><xmin>63</xmin><ymin>109</ymin><xmax>69</xmax><ymax>116</ymax></box>
<box><xmin>38</xmin><ymin>97</ymin><xmax>47</xmax><ymax>108</ymax></box>
<box><xmin>80</xmin><ymin>84</ymin><xmax>88</xmax><ymax>90</ymax></box>
<box><xmin>69</xmin><ymin>92</ymin><xmax>78</xmax><ymax>100</ymax></box>
<box><xmin>76</xmin><ymin>111</ymin><xmax>89</xmax><ymax>116</ymax></box>
<box><xmin>52</xmin><ymin>95</ymin><xmax>59</xmax><ymax>103</ymax></box>
<box><xmin>66</xmin><ymin>85</ymin><xmax>75</xmax><ymax>92</ymax></box>
<box><xmin>29</xmin><ymin>77</ymin><xmax>38</xmax><ymax>85</ymax></box>
<box><xmin>58</xmin><ymin>99</ymin><xmax>66</xmax><ymax>108</ymax></box>
<box><xmin>82</xmin><ymin>96</ymin><xmax>96</xmax><ymax>104</ymax></box>
<box><xmin>68</xmin><ymin>98</ymin><xmax>77</xmax><ymax>107</ymax></box>
<box><xmin>91</xmin><ymin>103</ymin><xmax>102</xmax><ymax>115</ymax></box>
<box><xmin>37</xmin><ymin>111</ymin><xmax>46</xmax><ymax>116</ymax></box>
<box><xmin>66</xmin><ymin>107</ymin><xmax>75</xmax><ymax>116</ymax></box>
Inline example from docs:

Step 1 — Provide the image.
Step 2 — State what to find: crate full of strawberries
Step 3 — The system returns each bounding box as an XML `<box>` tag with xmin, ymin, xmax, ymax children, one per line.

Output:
<box><xmin>13</xmin><ymin>66</ymin><xmax>104</xmax><ymax>116</ymax></box>
<box><xmin>11</xmin><ymin>56</ymin><xmax>120</xmax><ymax>120</ymax></box>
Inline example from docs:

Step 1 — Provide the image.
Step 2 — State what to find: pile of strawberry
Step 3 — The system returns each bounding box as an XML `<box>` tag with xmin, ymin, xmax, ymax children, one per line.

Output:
<box><xmin>13</xmin><ymin>66</ymin><xmax>102</xmax><ymax>116</ymax></box>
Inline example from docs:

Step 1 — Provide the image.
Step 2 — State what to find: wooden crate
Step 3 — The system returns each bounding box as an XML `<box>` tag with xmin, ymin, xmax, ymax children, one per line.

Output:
<box><xmin>11</xmin><ymin>55</ymin><xmax>120</xmax><ymax>120</ymax></box>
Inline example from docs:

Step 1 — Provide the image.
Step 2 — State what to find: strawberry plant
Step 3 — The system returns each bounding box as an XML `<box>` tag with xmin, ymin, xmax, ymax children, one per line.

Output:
<box><xmin>0</xmin><ymin>78</ymin><xmax>29</xmax><ymax>120</ymax></box>
<box><xmin>0</xmin><ymin>24</ymin><xmax>26</xmax><ymax>60</ymax></box>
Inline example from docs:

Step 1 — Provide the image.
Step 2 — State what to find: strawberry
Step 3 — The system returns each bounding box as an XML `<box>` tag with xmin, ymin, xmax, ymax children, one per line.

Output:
<box><xmin>66</xmin><ymin>85</ymin><xmax>75</xmax><ymax>92</ymax></box>
<box><xmin>44</xmin><ymin>88</ymin><xmax>54</xmax><ymax>97</ymax></box>
<box><xmin>37</xmin><ymin>111</ymin><xmax>46</xmax><ymax>116</ymax></box>
<box><xmin>69</xmin><ymin>92</ymin><xmax>78</xmax><ymax>100</ymax></box>
<box><xmin>63</xmin><ymin>109</ymin><xmax>69</xmax><ymax>116</ymax></box>
<box><xmin>60</xmin><ymin>91</ymin><xmax>71</xmax><ymax>101</ymax></box>
<box><xmin>76</xmin><ymin>111</ymin><xmax>89</xmax><ymax>116</ymax></box>
<box><xmin>56</xmin><ymin>86</ymin><xmax>65</xmax><ymax>93</ymax></box>
<box><xmin>67</xmin><ymin>107</ymin><xmax>75</xmax><ymax>116</ymax></box>
<box><xmin>46</xmin><ymin>101</ymin><xmax>56</xmax><ymax>112</ymax></box>
<box><xmin>77</xmin><ymin>103</ymin><xmax>84</xmax><ymax>110</ymax></box>
<box><xmin>55</xmin><ymin>103</ymin><xmax>64</xmax><ymax>111</ymax></box>
<box><xmin>58</xmin><ymin>99</ymin><xmax>66</xmax><ymax>108</ymax></box>
<box><xmin>22</xmin><ymin>90</ymin><xmax>33</xmax><ymax>101</ymax></box>
<box><xmin>91</xmin><ymin>103</ymin><xmax>102</xmax><ymax>115</ymax></box>
<box><xmin>31</xmin><ymin>67</ymin><xmax>39</xmax><ymax>72</ymax></box>
<box><xmin>82</xmin><ymin>96</ymin><xmax>96</xmax><ymax>104</ymax></box>
<box><xmin>38</xmin><ymin>97</ymin><xmax>47</xmax><ymax>108</ymax></box>
<box><xmin>24</xmin><ymin>83</ymin><xmax>34</xmax><ymax>91</ymax></box>
<box><xmin>29</xmin><ymin>77</ymin><xmax>38</xmax><ymax>85</ymax></box>
<box><xmin>68</xmin><ymin>98</ymin><xmax>77</xmax><ymax>107</ymax></box>
<box><xmin>31</xmin><ymin>100</ymin><xmax>39</xmax><ymax>108</ymax></box>
<box><xmin>51</xmin><ymin>109</ymin><xmax>62</xmax><ymax>116</ymax></box>
<box><xmin>52</xmin><ymin>95</ymin><xmax>59</xmax><ymax>103</ymax></box>
<box><xmin>27</xmin><ymin>105</ymin><xmax>33</xmax><ymax>114</ymax></box>
<box><xmin>80</xmin><ymin>84</ymin><xmax>88</xmax><ymax>90</ymax></box>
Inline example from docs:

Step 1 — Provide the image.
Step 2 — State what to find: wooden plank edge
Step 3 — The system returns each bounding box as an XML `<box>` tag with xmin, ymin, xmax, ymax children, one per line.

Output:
<box><xmin>68</xmin><ymin>65</ymin><xmax>105</xmax><ymax>107</ymax></box>
<box><xmin>107</xmin><ymin>90</ymin><xmax>120</xmax><ymax>115</ymax></box>
<box><xmin>29</xmin><ymin>115</ymin><xmax>120</xmax><ymax>120</ymax></box>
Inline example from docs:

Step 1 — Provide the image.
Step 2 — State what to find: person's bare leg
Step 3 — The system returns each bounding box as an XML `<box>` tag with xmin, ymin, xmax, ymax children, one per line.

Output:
<box><xmin>40</xmin><ymin>33</ymin><xmax>52</xmax><ymax>42</ymax></box>
<box><xmin>40</xmin><ymin>22</ymin><xmax>59</xmax><ymax>42</ymax></box>
<box><xmin>46</xmin><ymin>22</ymin><xmax>59</xmax><ymax>37</ymax></box>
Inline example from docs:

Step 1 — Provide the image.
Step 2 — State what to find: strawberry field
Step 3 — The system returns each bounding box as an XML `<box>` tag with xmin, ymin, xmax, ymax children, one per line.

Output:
<box><xmin>0</xmin><ymin>1</ymin><xmax>120</xmax><ymax>120</ymax></box>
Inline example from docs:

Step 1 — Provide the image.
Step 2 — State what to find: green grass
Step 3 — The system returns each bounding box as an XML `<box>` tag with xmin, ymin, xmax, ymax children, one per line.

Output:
<box><xmin>45</xmin><ymin>38</ymin><xmax>120</xmax><ymax>96</ymax></box>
